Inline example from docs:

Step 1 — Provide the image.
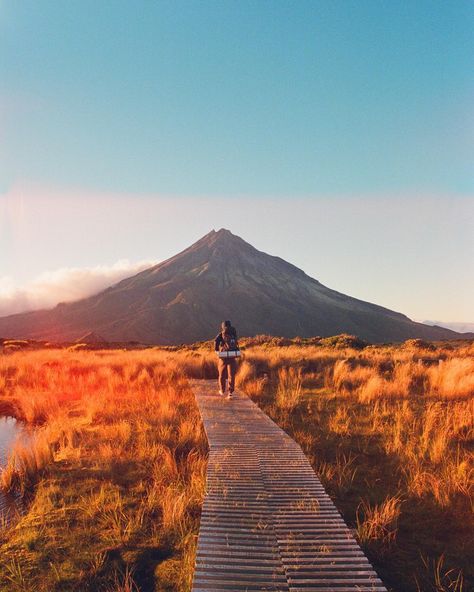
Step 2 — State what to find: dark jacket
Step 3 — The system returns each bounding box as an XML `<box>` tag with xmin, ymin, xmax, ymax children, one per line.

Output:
<box><xmin>215</xmin><ymin>326</ymin><xmax>238</xmax><ymax>352</ymax></box>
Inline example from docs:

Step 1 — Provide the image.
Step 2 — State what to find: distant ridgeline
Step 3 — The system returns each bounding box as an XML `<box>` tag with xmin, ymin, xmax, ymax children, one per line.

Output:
<box><xmin>0</xmin><ymin>229</ymin><xmax>470</xmax><ymax>344</ymax></box>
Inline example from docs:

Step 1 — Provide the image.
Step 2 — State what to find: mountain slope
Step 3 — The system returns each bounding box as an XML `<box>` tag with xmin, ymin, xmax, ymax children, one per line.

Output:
<box><xmin>0</xmin><ymin>229</ymin><xmax>463</xmax><ymax>344</ymax></box>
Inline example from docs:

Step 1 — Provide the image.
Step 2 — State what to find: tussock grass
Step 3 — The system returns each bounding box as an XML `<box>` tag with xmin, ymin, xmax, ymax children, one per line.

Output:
<box><xmin>0</xmin><ymin>337</ymin><xmax>472</xmax><ymax>591</ymax></box>
<box><xmin>275</xmin><ymin>367</ymin><xmax>302</xmax><ymax>410</ymax></box>
<box><xmin>416</xmin><ymin>554</ymin><xmax>465</xmax><ymax>592</ymax></box>
<box><xmin>239</xmin><ymin>339</ymin><xmax>474</xmax><ymax>592</ymax></box>
<box><xmin>356</xmin><ymin>495</ymin><xmax>402</xmax><ymax>546</ymax></box>
<box><xmin>0</xmin><ymin>349</ymin><xmax>207</xmax><ymax>592</ymax></box>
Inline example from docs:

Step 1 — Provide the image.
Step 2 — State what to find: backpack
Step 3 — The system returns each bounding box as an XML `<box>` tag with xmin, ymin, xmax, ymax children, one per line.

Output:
<box><xmin>220</xmin><ymin>330</ymin><xmax>238</xmax><ymax>352</ymax></box>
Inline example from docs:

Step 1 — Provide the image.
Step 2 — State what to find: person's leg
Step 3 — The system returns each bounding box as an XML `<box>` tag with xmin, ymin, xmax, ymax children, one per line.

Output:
<box><xmin>222</xmin><ymin>363</ymin><xmax>229</xmax><ymax>393</ymax></box>
<box><xmin>218</xmin><ymin>359</ymin><xmax>227</xmax><ymax>394</ymax></box>
<box><xmin>228</xmin><ymin>359</ymin><xmax>237</xmax><ymax>393</ymax></box>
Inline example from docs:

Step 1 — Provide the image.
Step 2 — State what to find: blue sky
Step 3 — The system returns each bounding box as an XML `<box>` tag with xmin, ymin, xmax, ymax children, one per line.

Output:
<box><xmin>1</xmin><ymin>1</ymin><xmax>473</xmax><ymax>322</ymax></box>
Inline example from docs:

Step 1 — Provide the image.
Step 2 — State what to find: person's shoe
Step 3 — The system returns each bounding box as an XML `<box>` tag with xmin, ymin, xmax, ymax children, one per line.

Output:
<box><xmin>227</xmin><ymin>391</ymin><xmax>233</xmax><ymax>399</ymax></box>
<box><xmin>218</xmin><ymin>390</ymin><xmax>225</xmax><ymax>396</ymax></box>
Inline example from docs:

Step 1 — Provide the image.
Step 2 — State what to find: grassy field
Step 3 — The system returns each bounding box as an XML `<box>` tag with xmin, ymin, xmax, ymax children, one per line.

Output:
<box><xmin>0</xmin><ymin>349</ymin><xmax>207</xmax><ymax>592</ymax></box>
<box><xmin>0</xmin><ymin>337</ymin><xmax>473</xmax><ymax>592</ymax></box>
<box><xmin>234</xmin><ymin>337</ymin><xmax>474</xmax><ymax>592</ymax></box>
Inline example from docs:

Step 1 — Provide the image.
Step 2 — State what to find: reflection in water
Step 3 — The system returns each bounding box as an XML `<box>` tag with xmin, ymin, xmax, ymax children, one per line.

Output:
<box><xmin>0</xmin><ymin>416</ymin><xmax>25</xmax><ymax>521</ymax></box>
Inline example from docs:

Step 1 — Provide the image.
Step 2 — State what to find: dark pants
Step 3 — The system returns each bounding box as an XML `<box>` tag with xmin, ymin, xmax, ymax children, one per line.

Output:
<box><xmin>218</xmin><ymin>358</ymin><xmax>237</xmax><ymax>393</ymax></box>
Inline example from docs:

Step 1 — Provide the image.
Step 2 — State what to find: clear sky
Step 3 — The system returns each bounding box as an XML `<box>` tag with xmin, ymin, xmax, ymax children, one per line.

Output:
<box><xmin>1</xmin><ymin>1</ymin><xmax>473</xmax><ymax>322</ymax></box>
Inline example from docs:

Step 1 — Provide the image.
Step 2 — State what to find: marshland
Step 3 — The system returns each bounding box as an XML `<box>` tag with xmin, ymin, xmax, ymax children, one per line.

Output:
<box><xmin>0</xmin><ymin>336</ymin><xmax>472</xmax><ymax>591</ymax></box>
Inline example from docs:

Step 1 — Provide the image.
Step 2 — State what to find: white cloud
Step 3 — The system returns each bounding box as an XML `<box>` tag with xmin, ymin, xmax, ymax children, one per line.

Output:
<box><xmin>421</xmin><ymin>320</ymin><xmax>474</xmax><ymax>334</ymax></box>
<box><xmin>0</xmin><ymin>259</ymin><xmax>157</xmax><ymax>317</ymax></box>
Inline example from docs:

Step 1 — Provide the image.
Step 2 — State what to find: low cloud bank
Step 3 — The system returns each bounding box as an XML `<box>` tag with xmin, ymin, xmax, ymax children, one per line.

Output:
<box><xmin>422</xmin><ymin>320</ymin><xmax>474</xmax><ymax>334</ymax></box>
<box><xmin>0</xmin><ymin>259</ymin><xmax>157</xmax><ymax>317</ymax></box>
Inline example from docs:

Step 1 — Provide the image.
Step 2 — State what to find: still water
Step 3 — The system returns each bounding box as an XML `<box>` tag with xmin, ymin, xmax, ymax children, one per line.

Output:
<box><xmin>0</xmin><ymin>416</ymin><xmax>24</xmax><ymax>520</ymax></box>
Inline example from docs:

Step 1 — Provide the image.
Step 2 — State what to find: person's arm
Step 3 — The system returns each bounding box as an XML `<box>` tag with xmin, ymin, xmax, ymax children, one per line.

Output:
<box><xmin>214</xmin><ymin>334</ymin><xmax>222</xmax><ymax>352</ymax></box>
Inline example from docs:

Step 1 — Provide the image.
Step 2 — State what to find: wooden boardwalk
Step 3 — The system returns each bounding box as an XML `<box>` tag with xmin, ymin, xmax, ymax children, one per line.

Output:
<box><xmin>191</xmin><ymin>380</ymin><xmax>387</xmax><ymax>592</ymax></box>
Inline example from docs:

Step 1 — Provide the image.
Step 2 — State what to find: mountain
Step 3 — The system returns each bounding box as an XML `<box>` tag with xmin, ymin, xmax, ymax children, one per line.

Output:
<box><xmin>0</xmin><ymin>229</ymin><xmax>465</xmax><ymax>344</ymax></box>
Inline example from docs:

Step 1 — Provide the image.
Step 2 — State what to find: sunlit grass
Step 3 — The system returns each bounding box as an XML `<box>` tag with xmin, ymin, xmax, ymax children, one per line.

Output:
<box><xmin>0</xmin><ymin>337</ymin><xmax>472</xmax><ymax>591</ymax></box>
<box><xmin>236</xmin><ymin>337</ymin><xmax>474</xmax><ymax>592</ymax></box>
<box><xmin>0</xmin><ymin>349</ymin><xmax>207</xmax><ymax>592</ymax></box>
<box><xmin>356</xmin><ymin>495</ymin><xmax>402</xmax><ymax>546</ymax></box>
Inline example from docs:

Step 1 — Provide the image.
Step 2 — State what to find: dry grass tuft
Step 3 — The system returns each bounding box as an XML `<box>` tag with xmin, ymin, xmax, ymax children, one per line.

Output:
<box><xmin>276</xmin><ymin>367</ymin><xmax>303</xmax><ymax>410</ymax></box>
<box><xmin>356</xmin><ymin>495</ymin><xmax>402</xmax><ymax>546</ymax></box>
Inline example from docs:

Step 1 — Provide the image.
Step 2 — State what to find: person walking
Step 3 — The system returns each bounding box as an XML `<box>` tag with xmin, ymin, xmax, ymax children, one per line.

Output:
<box><xmin>215</xmin><ymin>320</ymin><xmax>240</xmax><ymax>399</ymax></box>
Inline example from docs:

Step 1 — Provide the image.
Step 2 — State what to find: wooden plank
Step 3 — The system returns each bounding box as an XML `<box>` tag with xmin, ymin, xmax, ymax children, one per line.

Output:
<box><xmin>191</xmin><ymin>380</ymin><xmax>387</xmax><ymax>592</ymax></box>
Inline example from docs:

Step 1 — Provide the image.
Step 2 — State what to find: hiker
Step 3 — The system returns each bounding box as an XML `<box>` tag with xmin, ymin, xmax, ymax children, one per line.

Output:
<box><xmin>215</xmin><ymin>320</ymin><xmax>240</xmax><ymax>398</ymax></box>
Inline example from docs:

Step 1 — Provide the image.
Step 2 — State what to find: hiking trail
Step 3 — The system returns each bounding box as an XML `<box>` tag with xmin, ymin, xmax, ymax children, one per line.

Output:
<box><xmin>191</xmin><ymin>380</ymin><xmax>387</xmax><ymax>592</ymax></box>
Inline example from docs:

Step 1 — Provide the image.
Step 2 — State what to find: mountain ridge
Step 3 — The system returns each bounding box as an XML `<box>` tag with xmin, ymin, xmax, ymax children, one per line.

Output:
<box><xmin>0</xmin><ymin>229</ymin><xmax>465</xmax><ymax>344</ymax></box>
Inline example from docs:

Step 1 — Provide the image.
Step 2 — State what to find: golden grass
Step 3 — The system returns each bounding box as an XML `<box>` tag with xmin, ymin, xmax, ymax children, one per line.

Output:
<box><xmin>242</xmin><ymin>341</ymin><xmax>474</xmax><ymax>507</ymax></box>
<box><xmin>356</xmin><ymin>495</ymin><xmax>402</xmax><ymax>546</ymax></box>
<box><xmin>428</xmin><ymin>358</ymin><xmax>474</xmax><ymax>399</ymax></box>
<box><xmin>163</xmin><ymin>340</ymin><xmax>473</xmax><ymax>511</ymax></box>
<box><xmin>0</xmin><ymin>349</ymin><xmax>207</xmax><ymax>592</ymax></box>
<box><xmin>237</xmin><ymin>338</ymin><xmax>474</xmax><ymax>592</ymax></box>
<box><xmin>315</xmin><ymin>451</ymin><xmax>358</xmax><ymax>494</ymax></box>
<box><xmin>0</xmin><ymin>429</ymin><xmax>54</xmax><ymax>494</ymax></box>
<box><xmin>275</xmin><ymin>367</ymin><xmax>302</xmax><ymax>410</ymax></box>
<box><xmin>0</xmin><ymin>337</ymin><xmax>472</xmax><ymax>591</ymax></box>
<box><xmin>416</xmin><ymin>554</ymin><xmax>465</xmax><ymax>592</ymax></box>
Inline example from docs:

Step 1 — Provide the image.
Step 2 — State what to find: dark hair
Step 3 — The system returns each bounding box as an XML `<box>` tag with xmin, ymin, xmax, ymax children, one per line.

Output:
<box><xmin>221</xmin><ymin>320</ymin><xmax>232</xmax><ymax>331</ymax></box>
